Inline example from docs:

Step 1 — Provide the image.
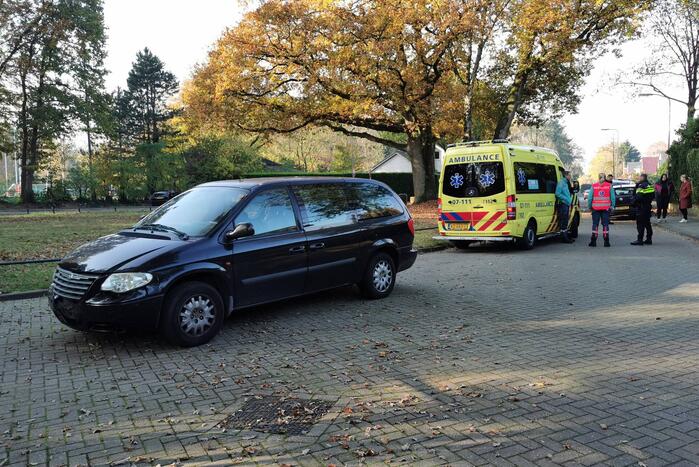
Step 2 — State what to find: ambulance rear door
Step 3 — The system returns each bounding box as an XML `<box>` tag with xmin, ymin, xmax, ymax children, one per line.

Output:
<box><xmin>440</xmin><ymin>149</ymin><xmax>508</xmax><ymax>235</ymax></box>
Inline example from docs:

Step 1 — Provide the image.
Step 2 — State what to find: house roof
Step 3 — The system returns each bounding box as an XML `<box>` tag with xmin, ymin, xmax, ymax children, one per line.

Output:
<box><xmin>370</xmin><ymin>151</ymin><xmax>410</xmax><ymax>172</ymax></box>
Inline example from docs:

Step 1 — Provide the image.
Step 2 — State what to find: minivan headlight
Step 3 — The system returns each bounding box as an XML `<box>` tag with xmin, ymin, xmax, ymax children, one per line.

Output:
<box><xmin>101</xmin><ymin>273</ymin><xmax>153</xmax><ymax>293</ymax></box>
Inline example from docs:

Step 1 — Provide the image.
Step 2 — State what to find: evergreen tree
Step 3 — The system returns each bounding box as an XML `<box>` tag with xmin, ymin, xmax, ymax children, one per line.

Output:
<box><xmin>124</xmin><ymin>48</ymin><xmax>178</xmax><ymax>144</ymax></box>
<box><xmin>547</xmin><ymin>121</ymin><xmax>581</xmax><ymax>167</ymax></box>
<box><xmin>71</xmin><ymin>0</ymin><xmax>110</xmax><ymax>201</ymax></box>
<box><xmin>618</xmin><ymin>140</ymin><xmax>641</xmax><ymax>163</ymax></box>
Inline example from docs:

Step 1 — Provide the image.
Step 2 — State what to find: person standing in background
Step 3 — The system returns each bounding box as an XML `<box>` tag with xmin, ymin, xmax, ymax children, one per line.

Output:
<box><xmin>606</xmin><ymin>174</ymin><xmax>615</xmax><ymax>225</ymax></box>
<box><xmin>588</xmin><ymin>173</ymin><xmax>616</xmax><ymax>247</ymax></box>
<box><xmin>679</xmin><ymin>174</ymin><xmax>693</xmax><ymax>223</ymax></box>
<box><xmin>631</xmin><ymin>174</ymin><xmax>655</xmax><ymax>245</ymax></box>
<box><xmin>555</xmin><ymin>170</ymin><xmax>574</xmax><ymax>243</ymax></box>
<box><xmin>654</xmin><ymin>173</ymin><xmax>674</xmax><ymax>223</ymax></box>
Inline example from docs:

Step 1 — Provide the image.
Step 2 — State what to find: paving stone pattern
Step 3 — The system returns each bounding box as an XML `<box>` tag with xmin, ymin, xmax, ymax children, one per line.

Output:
<box><xmin>1</xmin><ymin>220</ymin><xmax>699</xmax><ymax>466</ymax></box>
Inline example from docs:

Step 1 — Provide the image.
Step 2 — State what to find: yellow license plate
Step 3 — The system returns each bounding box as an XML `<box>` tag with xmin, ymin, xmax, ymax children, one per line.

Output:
<box><xmin>446</xmin><ymin>222</ymin><xmax>471</xmax><ymax>231</ymax></box>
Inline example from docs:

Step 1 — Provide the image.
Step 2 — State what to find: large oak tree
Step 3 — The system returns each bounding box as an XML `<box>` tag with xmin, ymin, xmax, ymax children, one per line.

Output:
<box><xmin>186</xmin><ymin>0</ymin><xmax>648</xmax><ymax>201</ymax></box>
<box><xmin>186</xmin><ymin>0</ymin><xmax>479</xmax><ymax>201</ymax></box>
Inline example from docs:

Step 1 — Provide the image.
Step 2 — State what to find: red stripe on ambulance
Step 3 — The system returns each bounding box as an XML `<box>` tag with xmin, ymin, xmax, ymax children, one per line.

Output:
<box><xmin>477</xmin><ymin>211</ymin><xmax>504</xmax><ymax>231</ymax></box>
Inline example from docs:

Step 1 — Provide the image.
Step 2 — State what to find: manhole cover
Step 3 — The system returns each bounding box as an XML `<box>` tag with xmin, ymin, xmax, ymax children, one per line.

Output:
<box><xmin>218</xmin><ymin>396</ymin><xmax>334</xmax><ymax>435</ymax></box>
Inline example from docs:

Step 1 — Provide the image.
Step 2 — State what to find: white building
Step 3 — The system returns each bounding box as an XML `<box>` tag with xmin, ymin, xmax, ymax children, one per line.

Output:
<box><xmin>625</xmin><ymin>161</ymin><xmax>642</xmax><ymax>176</ymax></box>
<box><xmin>371</xmin><ymin>145</ymin><xmax>446</xmax><ymax>174</ymax></box>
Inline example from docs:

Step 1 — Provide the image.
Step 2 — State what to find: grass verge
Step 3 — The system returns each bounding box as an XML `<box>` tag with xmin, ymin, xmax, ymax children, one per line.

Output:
<box><xmin>1</xmin><ymin>210</ymin><xmax>147</xmax><ymax>294</ymax></box>
<box><xmin>0</xmin><ymin>210</ymin><xmax>147</xmax><ymax>261</ymax></box>
<box><xmin>413</xmin><ymin>219</ymin><xmax>445</xmax><ymax>251</ymax></box>
<box><xmin>0</xmin><ymin>263</ymin><xmax>56</xmax><ymax>294</ymax></box>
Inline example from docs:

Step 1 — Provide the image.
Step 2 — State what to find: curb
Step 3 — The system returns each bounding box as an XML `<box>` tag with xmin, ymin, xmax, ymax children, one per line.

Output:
<box><xmin>417</xmin><ymin>244</ymin><xmax>451</xmax><ymax>254</ymax></box>
<box><xmin>653</xmin><ymin>223</ymin><xmax>699</xmax><ymax>245</ymax></box>
<box><xmin>0</xmin><ymin>289</ymin><xmax>48</xmax><ymax>302</ymax></box>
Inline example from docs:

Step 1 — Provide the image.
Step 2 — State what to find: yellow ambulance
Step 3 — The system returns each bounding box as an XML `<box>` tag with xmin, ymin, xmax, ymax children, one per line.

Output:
<box><xmin>436</xmin><ymin>141</ymin><xmax>580</xmax><ymax>249</ymax></box>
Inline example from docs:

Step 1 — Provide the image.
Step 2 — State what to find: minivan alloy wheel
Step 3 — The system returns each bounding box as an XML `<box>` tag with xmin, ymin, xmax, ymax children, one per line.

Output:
<box><xmin>179</xmin><ymin>295</ymin><xmax>216</xmax><ymax>336</ymax></box>
<box><xmin>373</xmin><ymin>260</ymin><xmax>393</xmax><ymax>293</ymax></box>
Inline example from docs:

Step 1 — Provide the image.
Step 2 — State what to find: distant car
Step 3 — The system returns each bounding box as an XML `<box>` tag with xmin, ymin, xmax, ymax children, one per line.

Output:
<box><xmin>611</xmin><ymin>182</ymin><xmax>637</xmax><ymax>219</ymax></box>
<box><xmin>150</xmin><ymin>191</ymin><xmax>174</xmax><ymax>206</ymax></box>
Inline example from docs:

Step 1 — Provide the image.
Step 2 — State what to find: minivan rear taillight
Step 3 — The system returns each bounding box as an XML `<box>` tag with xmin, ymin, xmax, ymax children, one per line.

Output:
<box><xmin>407</xmin><ymin>217</ymin><xmax>415</xmax><ymax>236</ymax></box>
<box><xmin>506</xmin><ymin>194</ymin><xmax>516</xmax><ymax>220</ymax></box>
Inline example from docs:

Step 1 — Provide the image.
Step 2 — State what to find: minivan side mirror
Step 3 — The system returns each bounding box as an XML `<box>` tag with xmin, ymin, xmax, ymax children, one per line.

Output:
<box><xmin>224</xmin><ymin>223</ymin><xmax>254</xmax><ymax>243</ymax></box>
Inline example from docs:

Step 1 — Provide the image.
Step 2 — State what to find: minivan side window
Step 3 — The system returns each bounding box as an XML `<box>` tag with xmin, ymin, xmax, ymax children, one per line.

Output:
<box><xmin>349</xmin><ymin>183</ymin><xmax>404</xmax><ymax>220</ymax></box>
<box><xmin>234</xmin><ymin>188</ymin><xmax>298</xmax><ymax>236</ymax></box>
<box><xmin>293</xmin><ymin>184</ymin><xmax>355</xmax><ymax>230</ymax></box>
<box><xmin>514</xmin><ymin>163</ymin><xmax>558</xmax><ymax>194</ymax></box>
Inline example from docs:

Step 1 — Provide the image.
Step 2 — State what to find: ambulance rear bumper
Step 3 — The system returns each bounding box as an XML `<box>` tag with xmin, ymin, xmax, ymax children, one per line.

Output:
<box><xmin>433</xmin><ymin>235</ymin><xmax>514</xmax><ymax>242</ymax></box>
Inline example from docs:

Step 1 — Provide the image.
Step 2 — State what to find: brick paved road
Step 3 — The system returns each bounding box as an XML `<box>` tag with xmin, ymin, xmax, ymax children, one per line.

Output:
<box><xmin>2</xmin><ymin>220</ymin><xmax>699</xmax><ymax>466</ymax></box>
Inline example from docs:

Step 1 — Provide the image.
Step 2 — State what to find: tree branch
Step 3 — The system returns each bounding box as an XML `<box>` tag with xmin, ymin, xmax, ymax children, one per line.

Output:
<box><xmin>323</xmin><ymin>122</ymin><xmax>406</xmax><ymax>150</ymax></box>
<box><xmin>620</xmin><ymin>80</ymin><xmax>688</xmax><ymax>105</ymax></box>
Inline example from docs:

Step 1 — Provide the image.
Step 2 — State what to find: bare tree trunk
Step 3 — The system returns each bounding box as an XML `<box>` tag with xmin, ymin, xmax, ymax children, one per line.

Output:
<box><xmin>494</xmin><ymin>69</ymin><xmax>530</xmax><ymax>140</ymax></box>
<box><xmin>407</xmin><ymin>128</ymin><xmax>437</xmax><ymax>202</ymax></box>
<box><xmin>462</xmin><ymin>40</ymin><xmax>486</xmax><ymax>141</ymax></box>
<box><xmin>463</xmin><ymin>94</ymin><xmax>473</xmax><ymax>141</ymax></box>
<box><xmin>19</xmin><ymin>70</ymin><xmax>33</xmax><ymax>203</ymax></box>
<box><xmin>688</xmin><ymin>94</ymin><xmax>696</xmax><ymax>121</ymax></box>
<box><xmin>86</xmin><ymin>118</ymin><xmax>97</xmax><ymax>202</ymax></box>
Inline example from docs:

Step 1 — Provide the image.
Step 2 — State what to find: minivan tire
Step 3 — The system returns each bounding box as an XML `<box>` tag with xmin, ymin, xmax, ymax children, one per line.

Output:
<box><xmin>360</xmin><ymin>252</ymin><xmax>396</xmax><ymax>299</ymax></box>
<box><xmin>517</xmin><ymin>221</ymin><xmax>537</xmax><ymax>250</ymax></box>
<box><xmin>160</xmin><ymin>281</ymin><xmax>224</xmax><ymax>347</ymax></box>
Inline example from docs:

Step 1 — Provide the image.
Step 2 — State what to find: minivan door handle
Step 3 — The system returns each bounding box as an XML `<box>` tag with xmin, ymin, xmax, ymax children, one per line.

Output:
<box><xmin>309</xmin><ymin>242</ymin><xmax>325</xmax><ymax>250</ymax></box>
<box><xmin>289</xmin><ymin>245</ymin><xmax>306</xmax><ymax>254</ymax></box>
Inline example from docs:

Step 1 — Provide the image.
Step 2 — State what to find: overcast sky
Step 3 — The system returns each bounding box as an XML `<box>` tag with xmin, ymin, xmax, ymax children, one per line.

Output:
<box><xmin>104</xmin><ymin>0</ymin><xmax>686</xmax><ymax>167</ymax></box>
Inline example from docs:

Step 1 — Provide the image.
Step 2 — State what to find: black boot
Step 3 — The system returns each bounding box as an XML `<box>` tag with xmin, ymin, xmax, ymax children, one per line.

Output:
<box><xmin>561</xmin><ymin>231</ymin><xmax>574</xmax><ymax>243</ymax></box>
<box><xmin>644</xmin><ymin>237</ymin><xmax>652</xmax><ymax>245</ymax></box>
<box><xmin>630</xmin><ymin>238</ymin><xmax>644</xmax><ymax>246</ymax></box>
<box><xmin>588</xmin><ymin>235</ymin><xmax>597</xmax><ymax>247</ymax></box>
<box><xmin>603</xmin><ymin>234</ymin><xmax>610</xmax><ymax>247</ymax></box>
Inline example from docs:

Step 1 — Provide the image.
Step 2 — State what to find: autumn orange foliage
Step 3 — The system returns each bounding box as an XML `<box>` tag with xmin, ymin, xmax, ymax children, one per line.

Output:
<box><xmin>185</xmin><ymin>0</ymin><xmax>650</xmax><ymax>200</ymax></box>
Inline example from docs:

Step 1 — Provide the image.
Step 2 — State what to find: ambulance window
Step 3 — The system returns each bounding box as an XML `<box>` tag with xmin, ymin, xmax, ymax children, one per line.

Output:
<box><xmin>543</xmin><ymin>165</ymin><xmax>558</xmax><ymax>193</ymax></box>
<box><xmin>514</xmin><ymin>163</ymin><xmax>541</xmax><ymax>194</ymax></box>
<box><xmin>514</xmin><ymin>163</ymin><xmax>558</xmax><ymax>195</ymax></box>
<box><xmin>442</xmin><ymin>162</ymin><xmax>505</xmax><ymax>198</ymax></box>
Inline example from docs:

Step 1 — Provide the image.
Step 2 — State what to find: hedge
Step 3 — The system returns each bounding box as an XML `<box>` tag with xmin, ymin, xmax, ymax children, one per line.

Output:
<box><xmin>243</xmin><ymin>172</ymin><xmax>439</xmax><ymax>198</ymax></box>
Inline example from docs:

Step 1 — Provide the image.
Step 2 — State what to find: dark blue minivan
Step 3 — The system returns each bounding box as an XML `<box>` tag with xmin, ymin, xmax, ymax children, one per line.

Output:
<box><xmin>49</xmin><ymin>178</ymin><xmax>417</xmax><ymax>346</ymax></box>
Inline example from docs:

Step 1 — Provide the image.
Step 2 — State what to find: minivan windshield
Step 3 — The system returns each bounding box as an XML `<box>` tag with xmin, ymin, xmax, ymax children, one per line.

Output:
<box><xmin>134</xmin><ymin>187</ymin><xmax>248</xmax><ymax>237</ymax></box>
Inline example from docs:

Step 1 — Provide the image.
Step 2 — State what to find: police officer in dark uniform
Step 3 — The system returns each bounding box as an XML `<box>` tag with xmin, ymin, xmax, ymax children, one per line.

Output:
<box><xmin>631</xmin><ymin>173</ymin><xmax>655</xmax><ymax>246</ymax></box>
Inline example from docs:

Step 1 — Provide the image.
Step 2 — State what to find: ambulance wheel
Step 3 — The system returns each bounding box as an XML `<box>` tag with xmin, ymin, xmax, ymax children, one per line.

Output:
<box><xmin>517</xmin><ymin>221</ymin><xmax>537</xmax><ymax>250</ymax></box>
<box><xmin>570</xmin><ymin>213</ymin><xmax>580</xmax><ymax>238</ymax></box>
<box><xmin>450</xmin><ymin>240</ymin><xmax>474</xmax><ymax>250</ymax></box>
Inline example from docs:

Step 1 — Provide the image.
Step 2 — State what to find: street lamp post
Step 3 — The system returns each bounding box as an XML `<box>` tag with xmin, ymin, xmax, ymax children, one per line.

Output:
<box><xmin>601</xmin><ymin>128</ymin><xmax>619</xmax><ymax>176</ymax></box>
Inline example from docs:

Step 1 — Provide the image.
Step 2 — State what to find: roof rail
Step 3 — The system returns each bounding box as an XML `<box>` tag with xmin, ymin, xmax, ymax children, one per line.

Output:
<box><xmin>447</xmin><ymin>139</ymin><xmax>510</xmax><ymax>148</ymax></box>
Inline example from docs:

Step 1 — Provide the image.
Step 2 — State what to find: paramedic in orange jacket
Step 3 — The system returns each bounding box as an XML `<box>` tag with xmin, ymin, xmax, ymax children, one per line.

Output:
<box><xmin>587</xmin><ymin>173</ymin><xmax>616</xmax><ymax>247</ymax></box>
